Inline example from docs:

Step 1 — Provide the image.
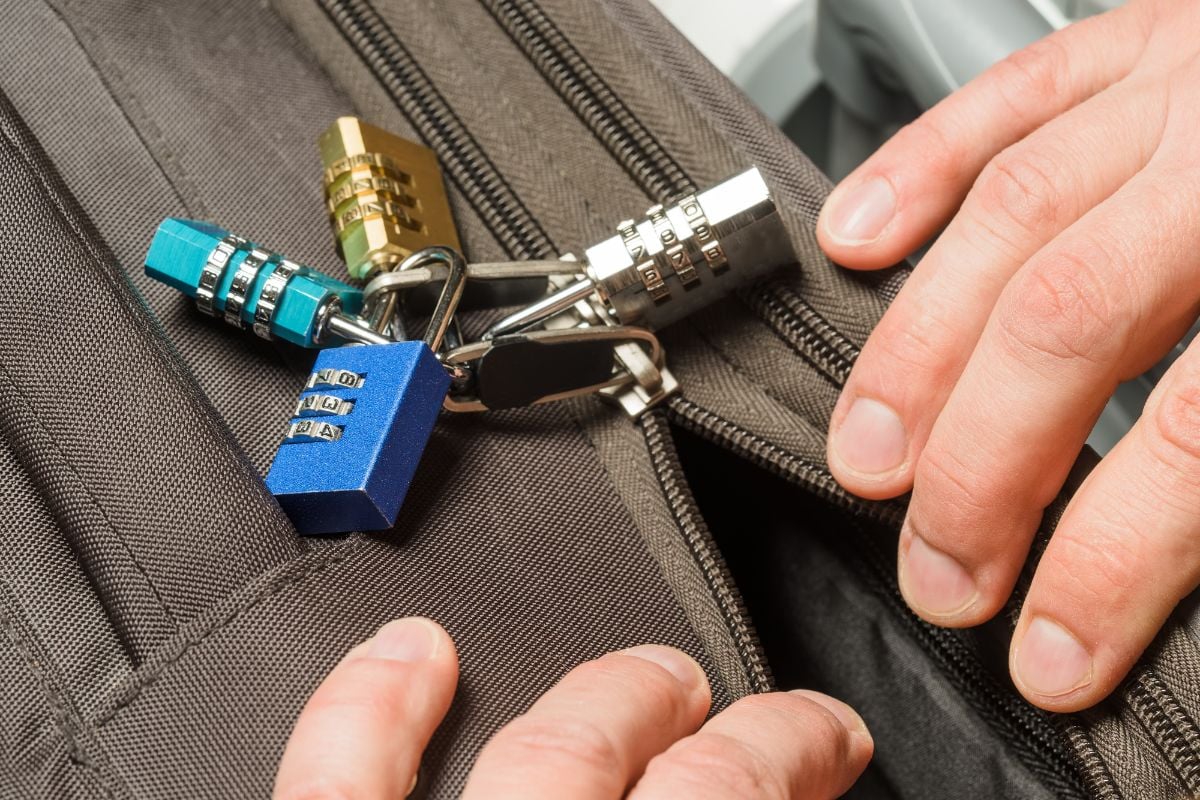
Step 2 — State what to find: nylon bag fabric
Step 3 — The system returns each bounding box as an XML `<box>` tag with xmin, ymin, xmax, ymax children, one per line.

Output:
<box><xmin>0</xmin><ymin>0</ymin><xmax>1196</xmax><ymax>798</ymax></box>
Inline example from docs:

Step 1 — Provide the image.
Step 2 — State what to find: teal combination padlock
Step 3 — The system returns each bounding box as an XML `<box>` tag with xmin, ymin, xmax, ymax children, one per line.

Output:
<box><xmin>144</xmin><ymin>218</ymin><xmax>388</xmax><ymax>347</ymax></box>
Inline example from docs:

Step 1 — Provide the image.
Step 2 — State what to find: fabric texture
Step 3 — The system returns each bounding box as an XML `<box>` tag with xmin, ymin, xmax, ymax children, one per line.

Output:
<box><xmin>0</xmin><ymin>0</ymin><xmax>1196</xmax><ymax>797</ymax></box>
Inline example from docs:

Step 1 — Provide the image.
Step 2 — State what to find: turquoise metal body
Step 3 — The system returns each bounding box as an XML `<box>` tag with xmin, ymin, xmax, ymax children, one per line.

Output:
<box><xmin>144</xmin><ymin>218</ymin><xmax>363</xmax><ymax>348</ymax></box>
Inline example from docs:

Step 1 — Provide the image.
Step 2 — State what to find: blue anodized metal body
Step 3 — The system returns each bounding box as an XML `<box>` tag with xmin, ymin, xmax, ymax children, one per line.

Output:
<box><xmin>264</xmin><ymin>340</ymin><xmax>451</xmax><ymax>534</ymax></box>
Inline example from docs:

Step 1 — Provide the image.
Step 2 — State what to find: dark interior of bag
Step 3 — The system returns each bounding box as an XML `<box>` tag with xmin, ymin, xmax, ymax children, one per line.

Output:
<box><xmin>676</xmin><ymin>427</ymin><xmax>1070</xmax><ymax>800</ymax></box>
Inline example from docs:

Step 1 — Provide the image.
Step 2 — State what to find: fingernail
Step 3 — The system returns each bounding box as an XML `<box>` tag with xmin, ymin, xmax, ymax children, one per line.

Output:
<box><xmin>901</xmin><ymin>533</ymin><xmax>978</xmax><ymax>618</ymax></box>
<box><xmin>622</xmin><ymin>645</ymin><xmax>705</xmax><ymax>690</ymax></box>
<box><xmin>791</xmin><ymin>690</ymin><xmax>871</xmax><ymax>737</ymax></box>
<box><xmin>1014</xmin><ymin>617</ymin><xmax>1093</xmax><ymax>697</ymax></box>
<box><xmin>368</xmin><ymin>617</ymin><xmax>441</xmax><ymax>662</ymax></box>
<box><xmin>831</xmin><ymin>397</ymin><xmax>908</xmax><ymax>476</ymax></box>
<box><xmin>825</xmin><ymin>176</ymin><xmax>897</xmax><ymax>244</ymax></box>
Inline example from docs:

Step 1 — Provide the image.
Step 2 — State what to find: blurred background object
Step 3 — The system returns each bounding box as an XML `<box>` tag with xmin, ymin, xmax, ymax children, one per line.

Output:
<box><xmin>651</xmin><ymin>0</ymin><xmax>1152</xmax><ymax>455</ymax></box>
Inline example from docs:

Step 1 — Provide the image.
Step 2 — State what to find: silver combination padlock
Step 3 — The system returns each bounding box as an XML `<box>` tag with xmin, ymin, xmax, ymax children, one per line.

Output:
<box><xmin>487</xmin><ymin>168</ymin><xmax>795</xmax><ymax>337</ymax></box>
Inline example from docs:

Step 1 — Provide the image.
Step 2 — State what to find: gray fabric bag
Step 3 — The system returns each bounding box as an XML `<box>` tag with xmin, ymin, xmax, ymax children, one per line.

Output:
<box><xmin>0</xmin><ymin>0</ymin><xmax>1197</xmax><ymax>797</ymax></box>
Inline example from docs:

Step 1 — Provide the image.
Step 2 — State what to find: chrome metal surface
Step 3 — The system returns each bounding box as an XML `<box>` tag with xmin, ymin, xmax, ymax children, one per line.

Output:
<box><xmin>285</xmin><ymin>419</ymin><xmax>344</xmax><ymax>443</ymax></box>
<box><xmin>253</xmin><ymin>258</ymin><xmax>300</xmax><ymax>340</ymax></box>
<box><xmin>196</xmin><ymin>234</ymin><xmax>247</xmax><ymax>317</ymax></box>
<box><xmin>484</xmin><ymin>277</ymin><xmax>597</xmax><ymax>339</ymax></box>
<box><xmin>223</xmin><ymin>248</ymin><xmax>272</xmax><ymax>329</ymax></box>
<box><xmin>325</xmin><ymin>313</ymin><xmax>393</xmax><ymax>346</ymax></box>
<box><xmin>305</xmin><ymin>367</ymin><xmax>366</xmax><ymax>391</ymax></box>
<box><xmin>362</xmin><ymin>259</ymin><xmax>584</xmax><ymax>296</ymax></box>
<box><xmin>295</xmin><ymin>393</ymin><xmax>357</xmax><ymax>417</ymax></box>
<box><xmin>486</xmin><ymin>168</ymin><xmax>792</xmax><ymax>338</ymax></box>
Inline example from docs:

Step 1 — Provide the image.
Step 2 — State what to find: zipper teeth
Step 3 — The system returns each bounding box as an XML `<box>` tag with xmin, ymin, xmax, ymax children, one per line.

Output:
<box><xmin>1127</xmin><ymin>666</ymin><xmax>1200</xmax><ymax>793</ymax></box>
<box><xmin>483</xmin><ymin>0</ymin><xmax>693</xmax><ymax>199</ymax></box>
<box><xmin>858</xmin><ymin>546</ymin><xmax>1090</xmax><ymax>799</ymax></box>
<box><xmin>667</xmin><ymin>394</ymin><xmax>1090</xmax><ymax>799</ymax></box>
<box><xmin>474</xmin><ymin>0</ymin><xmax>1083</xmax><ymax>781</ymax></box>
<box><xmin>481</xmin><ymin>0</ymin><xmax>867</xmax><ymax>386</ymax></box>
<box><xmin>1056</xmin><ymin>718</ymin><xmax>1123</xmax><ymax>800</ymax></box>
<box><xmin>642</xmin><ymin>408</ymin><xmax>772</xmax><ymax>694</ymax></box>
<box><xmin>753</xmin><ymin>282</ymin><xmax>859</xmax><ymax>378</ymax></box>
<box><xmin>321</xmin><ymin>0</ymin><xmax>769</xmax><ymax>690</ymax></box>
<box><xmin>319</xmin><ymin>0</ymin><xmax>556</xmax><ymax>259</ymax></box>
<box><xmin>742</xmin><ymin>283</ymin><xmax>855</xmax><ymax>385</ymax></box>
<box><xmin>666</xmin><ymin>395</ymin><xmax>900</xmax><ymax>527</ymax></box>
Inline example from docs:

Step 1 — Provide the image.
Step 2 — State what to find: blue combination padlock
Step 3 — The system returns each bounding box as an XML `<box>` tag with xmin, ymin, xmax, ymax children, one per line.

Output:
<box><xmin>265</xmin><ymin>247</ymin><xmax>467</xmax><ymax>535</ymax></box>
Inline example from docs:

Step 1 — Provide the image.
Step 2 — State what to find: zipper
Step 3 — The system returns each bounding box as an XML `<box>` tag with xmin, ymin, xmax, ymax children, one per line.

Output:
<box><xmin>666</xmin><ymin>393</ymin><xmax>1089</xmax><ymax>798</ymax></box>
<box><xmin>321</xmin><ymin>0</ymin><xmax>1089</xmax><ymax>791</ymax></box>
<box><xmin>743</xmin><ymin>281</ymin><xmax>857</xmax><ymax>386</ymax></box>
<box><xmin>320</xmin><ymin>0</ymin><xmax>771</xmax><ymax>690</ymax></box>
<box><xmin>317</xmin><ymin>0</ymin><xmax>556</xmax><ymax>260</ymax></box>
<box><xmin>479</xmin><ymin>0</ymin><xmax>866</xmax><ymax>380</ymax></box>
<box><xmin>480</xmin><ymin>0</ymin><xmax>691</xmax><ymax>200</ymax></box>
<box><xmin>666</xmin><ymin>394</ymin><xmax>899</xmax><ymax>527</ymax></box>
<box><xmin>641</xmin><ymin>409</ymin><xmax>772</xmax><ymax>693</ymax></box>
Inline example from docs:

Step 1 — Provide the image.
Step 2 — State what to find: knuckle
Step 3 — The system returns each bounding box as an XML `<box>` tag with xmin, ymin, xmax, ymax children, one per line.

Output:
<box><xmin>1148</xmin><ymin>383</ymin><xmax>1200</xmax><ymax>468</ymax></box>
<box><xmin>485</xmin><ymin>716</ymin><xmax>623</xmax><ymax>774</ymax></box>
<box><xmin>869</xmin><ymin>297</ymin><xmax>961</xmax><ymax>379</ymax></box>
<box><xmin>583</xmin><ymin>655</ymin><xmax>692</xmax><ymax>713</ymax></box>
<box><xmin>312</xmin><ymin>661</ymin><xmax>413</xmax><ymax>725</ymax></box>
<box><xmin>1041</xmin><ymin>523</ymin><xmax>1145</xmax><ymax>603</ymax></box>
<box><xmin>972</xmin><ymin>150</ymin><xmax>1067</xmax><ymax>239</ymax></box>
<box><xmin>893</xmin><ymin>115</ymin><xmax>971</xmax><ymax>184</ymax></box>
<box><xmin>643</xmin><ymin>733</ymin><xmax>785</xmax><ymax>800</ymax></box>
<box><xmin>744</xmin><ymin>694</ymin><xmax>854</xmax><ymax>764</ymax></box>
<box><xmin>996</xmin><ymin>251</ymin><xmax>1123</xmax><ymax>366</ymax></box>
<box><xmin>913</xmin><ymin>446</ymin><xmax>996</xmax><ymax>523</ymax></box>
<box><xmin>989</xmin><ymin>36</ymin><xmax>1070</xmax><ymax>121</ymax></box>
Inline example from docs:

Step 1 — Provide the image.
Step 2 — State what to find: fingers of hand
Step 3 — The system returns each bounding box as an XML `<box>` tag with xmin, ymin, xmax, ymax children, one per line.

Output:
<box><xmin>817</xmin><ymin>1</ymin><xmax>1151</xmax><ymax>267</ymax></box>
<box><xmin>896</xmin><ymin>165</ymin><xmax>1200</xmax><ymax>631</ymax></box>
<box><xmin>827</xmin><ymin>80</ymin><xmax>1162</xmax><ymax>499</ymax></box>
<box><xmin>1010</xmin><ymin>346</ymin><xmax>1200</xmax><ymax>710</ymax></box>
<box><xmin>460</xmin><ymin>645</ymin><xmax>711</xmax><ymax>800</ymax></box>
<box><xmin>817</xmin><ymin>0</ymin><xmax>1200</xmax><ymax>713</ymax></box>
<box><xmin>273</xmin><ymin>618</ymin><xmax>458</xmax><ymax>800</ymax></box>
<box><xmin>629</xmin><ymin>690</ymin><xmax>873</xmax><ymax>800</ymax></box>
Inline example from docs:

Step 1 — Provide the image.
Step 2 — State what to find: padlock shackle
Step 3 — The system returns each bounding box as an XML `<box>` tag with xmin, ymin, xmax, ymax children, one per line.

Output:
<box><xmin>395</xmin><ymin>247</ymin><xmax>468</xmax><ymax>351</ymax></box>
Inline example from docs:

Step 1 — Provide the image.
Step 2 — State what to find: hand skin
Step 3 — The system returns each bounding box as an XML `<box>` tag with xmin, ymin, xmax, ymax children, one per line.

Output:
<box><xmin>819</xmin><ymin>0</ymin><xmax>1200</xmax><ymax>712</ymax></box>
<box><xmin>274</xmin><ymin>618</ymin><xmax>872</xmax><ymax>799</ymax></box>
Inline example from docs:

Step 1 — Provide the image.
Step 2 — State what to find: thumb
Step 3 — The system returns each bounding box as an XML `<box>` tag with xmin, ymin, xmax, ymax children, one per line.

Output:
<box><xmin>274</xmin><ymin>617</ymin><xmax>459</xmax><ymax>799</ymax></box>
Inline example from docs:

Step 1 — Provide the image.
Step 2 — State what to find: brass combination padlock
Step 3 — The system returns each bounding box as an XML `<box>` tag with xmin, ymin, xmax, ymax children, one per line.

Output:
<box><xmin>320</xmin><ymin>116</ymin><xmax>462</xmax><ymax>283</ymax></box>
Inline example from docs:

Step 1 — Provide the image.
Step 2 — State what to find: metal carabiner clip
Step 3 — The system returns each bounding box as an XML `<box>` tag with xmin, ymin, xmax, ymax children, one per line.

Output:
<box><xmin>441</xmin><ymin>325</ymin><xmax>667</xmax><ymax>413</ymax></box>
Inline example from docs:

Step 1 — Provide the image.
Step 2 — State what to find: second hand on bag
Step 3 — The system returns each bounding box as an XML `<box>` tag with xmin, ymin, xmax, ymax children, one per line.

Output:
<box><xmin>141</xmin><ymin>117</ymin><xmax>795</xmax><ymax>534</ymax></box>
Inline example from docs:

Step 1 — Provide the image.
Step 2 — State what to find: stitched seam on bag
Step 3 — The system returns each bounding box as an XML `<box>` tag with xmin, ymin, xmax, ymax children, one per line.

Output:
<box><xmin>0</xmin><ymin>364</ymin><xmax>175</xmax><ymax>628</ymax></box>
<box><xmin>0</xmin><ymin>85</ymin><xmax>298</xmax><ymax>551</ymax></box>
<box><xmin>93</xmin><ymin>537</ymin><xmax>362</xmax><ymax>727</ymax></box>
<box><xmin>0</xmin><ymin>583</ymin><xmax>129</xmax><ymax>800</ymax></box>
<box><xmin>687</xmin><ymin>317</ymin><xmax>831</xmax><ymax>443</ymax></box>
<box><xmin>42</xmin><ymin>0</ymin><xmax>209</xmax><ymax>217</ymax></box>
<box><xmin>0</xmin><ymin>97</ymin><xmax>224</xmax><ymax>422</ymax></box>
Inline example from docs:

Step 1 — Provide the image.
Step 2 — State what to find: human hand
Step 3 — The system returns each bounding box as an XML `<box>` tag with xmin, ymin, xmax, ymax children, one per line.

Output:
<box><xmin>273</xmin><ymin>617</ymin><xmax>872</xmax><ymax>798</ymax></box>
<box><xmin>819</xmin><ymin>0</ymin><xmax>1200</xmax><ymax>712</ymax></box>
